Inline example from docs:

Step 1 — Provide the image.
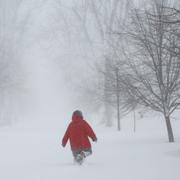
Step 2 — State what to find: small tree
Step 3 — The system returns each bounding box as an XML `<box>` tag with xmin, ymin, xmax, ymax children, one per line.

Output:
<box><xmin>118</xmin><ymin>0</ymin><xmax>180</xmax><ymax>142</ymax></box>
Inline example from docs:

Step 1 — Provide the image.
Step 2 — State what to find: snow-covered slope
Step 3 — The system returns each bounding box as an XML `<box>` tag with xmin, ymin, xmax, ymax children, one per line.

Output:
<box><xmin>0</xmin><ymin>116</ymin><xmax>179</xmax><ymax>180</ymax></box>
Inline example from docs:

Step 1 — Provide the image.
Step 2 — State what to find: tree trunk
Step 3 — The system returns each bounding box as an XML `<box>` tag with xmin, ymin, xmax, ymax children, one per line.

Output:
<box><xmin>117</xmin><ymin>92</ymin><xmax>120</xmax><ymax>131</ymax></box>
<box><xmin>103</xmin><ymin>58</ymin><xmax>112</xmax><ymax>127</ymax></box>
<box><xmin>104</xmin><ymin>102</ymin><xmax>112</xmax><ymax>127</ymax></box>
<box><xmin>133</xmin><ymin>110</ymin><xmax>136</xmax><ymax>132</ymax></box>
<box><xmin>164</xmin><ymin>115</ymin><xmax>174</xmax><ymax>142</ymax></box>
<box><xmin>116</xmin><ymin>68</ymin><xmax>120</xmax><ymax>131</ymax></box>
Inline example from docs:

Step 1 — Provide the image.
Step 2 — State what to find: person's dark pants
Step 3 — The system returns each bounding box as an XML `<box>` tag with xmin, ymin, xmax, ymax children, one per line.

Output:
<box><xmin>72</xmin><ymin>148</ymin><xmax>92</xmax><ymax>159</ymax></box>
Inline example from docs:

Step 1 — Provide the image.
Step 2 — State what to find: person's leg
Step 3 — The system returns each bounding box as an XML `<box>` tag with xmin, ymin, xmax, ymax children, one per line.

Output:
<box><xmin>72</xmin><ymin>149</ymin><xmax>81</xmax><ymax>159</ymax></box>
<box><xmin>72</xmin><ymin>149</ymin><xmax>84</xmax><ymax>164</ymax></box>
<box><xmin>81</xmin><ymin>148</ymin><xmax>92</xmax><ymax>157</ymax></box>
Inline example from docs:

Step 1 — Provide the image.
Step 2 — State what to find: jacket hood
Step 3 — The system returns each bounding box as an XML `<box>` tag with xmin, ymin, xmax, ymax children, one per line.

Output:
<box><xmin>72</xmin><ymin>113</ymin><xmax>83</xmax><ymax>123</ymax></box>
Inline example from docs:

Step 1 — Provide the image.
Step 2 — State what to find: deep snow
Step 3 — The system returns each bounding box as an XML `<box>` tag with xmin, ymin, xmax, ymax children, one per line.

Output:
<box><xmin>0</xmin><ymin>114</ymin><xmax>180</xmax><ymax>180</ymax></box>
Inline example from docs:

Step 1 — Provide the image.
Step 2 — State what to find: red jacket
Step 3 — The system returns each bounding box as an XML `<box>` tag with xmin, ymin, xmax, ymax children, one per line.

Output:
<box><xmin>62</xmin><ymin>114</ymin><xmax>97</xmax><ymax>150</ymax></box>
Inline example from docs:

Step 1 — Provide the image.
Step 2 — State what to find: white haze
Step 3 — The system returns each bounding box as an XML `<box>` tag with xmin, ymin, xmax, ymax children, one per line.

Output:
<box><xmin>16</xmin><ymin>0</ymin><xmax>90</xmax><ymax>126</ymax></box>
<box><xmin>0</xmin><ymin>1</ymin><xmax>180</xmax><ymax>180</ymax></box>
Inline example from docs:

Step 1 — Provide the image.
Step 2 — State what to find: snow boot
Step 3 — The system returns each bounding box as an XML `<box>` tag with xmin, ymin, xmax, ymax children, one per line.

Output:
<box><xmin>75</xmin><ymin>154</ymin><xmax>84</xmax><ymax>165</ymax></box>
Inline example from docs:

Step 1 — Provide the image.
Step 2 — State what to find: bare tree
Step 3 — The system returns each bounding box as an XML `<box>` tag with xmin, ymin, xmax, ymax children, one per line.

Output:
<box><xmin>53</xmin><ymin>0</ymin><xmax>138</xmax><ymax>128</ymax></box>
<box><xmin>88</xmin><ymin>0</ymin><xmax>131</xmax><ymax>127</ymax></box>
<box><xmin>117</xmin><ymin>0</ymin><xmax>180</xmax><ymax>142</ymax></box>
<box><xmin>70</xmin><ymin>0</ymin><xmax>132</xmax><ymax>126</ymax></box>
<box><xmin>0</xmin><ymin>0</ymin><xmax>25</xmax><ymax>125</ymax></box>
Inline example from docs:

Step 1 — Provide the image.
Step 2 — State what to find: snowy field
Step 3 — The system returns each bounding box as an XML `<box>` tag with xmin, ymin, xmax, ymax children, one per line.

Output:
<box><xmin>1</xmin><ymin>1</ymin><xmax>180</xmax><ymax>180</ymax></box>
<box><xmin>0</xmin><ymin>115</ymin><xmax>180</xmax><ymax>180</ymax></box>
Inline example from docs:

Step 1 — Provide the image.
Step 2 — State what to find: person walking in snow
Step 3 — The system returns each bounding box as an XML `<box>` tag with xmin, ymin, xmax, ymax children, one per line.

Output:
<box><xmin>62</xmin><ymin>110</ymin><xmax>97</xmax><ymax>164</ymax></box>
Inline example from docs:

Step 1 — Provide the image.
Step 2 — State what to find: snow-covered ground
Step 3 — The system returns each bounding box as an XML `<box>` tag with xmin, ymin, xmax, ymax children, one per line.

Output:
<box><xmin>0</xmin><ymin>114</ymin><xmax>180</xmax><ymax>180</ymax></box>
